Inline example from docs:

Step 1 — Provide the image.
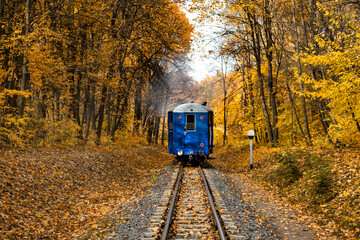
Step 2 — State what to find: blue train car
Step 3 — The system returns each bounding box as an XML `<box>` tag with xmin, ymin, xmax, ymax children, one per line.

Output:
<box><xmin>168</xmin><ymin>102</ymin><xmax>214</xmax><ymax>164</ymax></box>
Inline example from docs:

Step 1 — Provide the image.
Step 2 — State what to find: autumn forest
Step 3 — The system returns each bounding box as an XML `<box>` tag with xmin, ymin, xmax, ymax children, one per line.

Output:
<box><xmin>0</xmin><ymin>0</ymin><xmax>193</xmax><ymax>147</ymax></box>
<box><xmin>1</xmin><ymin>0</ymin><xmax>360</xmax><ymax>148</ymax></box>
<box><xmin>193</xmin><ymin>0</ymin><xmax>360</xmax><ymax>148</ymax></box>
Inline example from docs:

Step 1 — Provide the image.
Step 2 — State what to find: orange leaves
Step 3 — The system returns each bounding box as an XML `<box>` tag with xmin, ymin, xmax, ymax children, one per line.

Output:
<box><xmin>0</xmin><ymin>0</ymin><xmax>194</xmax><ymax>149</ymax></box>
<box><xmin>0</xmin><ymin>146</ymin><xmax>172</xmax><ymax>239</ymax></box>
<box><xmin>213</xmin><ymin>145</ymin><xmax>360</xmax><ymax>239</ymax></box>
<box><xmin>139</xmin><ymin>1</ymin><xmax>193</xmax><ymax>58</ymax></box>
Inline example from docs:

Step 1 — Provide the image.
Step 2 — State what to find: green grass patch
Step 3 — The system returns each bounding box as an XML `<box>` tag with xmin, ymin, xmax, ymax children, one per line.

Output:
<box><xmin>263</xmin><ymin>151</ymin><xmax>337</xmax><ymax>207</ymax></box>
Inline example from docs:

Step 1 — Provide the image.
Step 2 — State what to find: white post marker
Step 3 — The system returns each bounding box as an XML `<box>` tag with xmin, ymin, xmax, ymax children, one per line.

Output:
<box><xmin>248</xmin><ymin>130</ymin><xmax>255</xmax><ymax>170</ymax></box>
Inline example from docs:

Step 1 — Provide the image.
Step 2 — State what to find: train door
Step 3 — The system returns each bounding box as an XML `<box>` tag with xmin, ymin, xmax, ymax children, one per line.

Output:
<box><xmin>209</xmin><ymin>111</ymin><xmax>214</xmax><ymax>153</ymax></box>
<box><xmin>168</xmin><ymin>113</ymin><xmax>173</xmax><ymax>154</ymax></box>
<box><xmin>184</xmin><ymin>114</ymin><xmax>197</xmax><ymax>150</ymax></box>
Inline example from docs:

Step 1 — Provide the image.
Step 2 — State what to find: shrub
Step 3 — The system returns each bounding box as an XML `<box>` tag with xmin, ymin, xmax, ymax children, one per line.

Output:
<box><xmin>45</xmin><ymin>119</ymin><xmax>81</xmax><ymax>146</ymax></box>
<box><xmin>264</xmin><ymin>151</ymin><xmax>302</xmax><ymax>189</ymax></box>
<box><xmin>295</xmin><ymin>155</ymin><xmax>337</xmax><ymax>206</ymax></box>
<box><xmin>0</xmin><ymin>115</ymin><xmax>29</xmax><ymax>148</ymax></box>
<box><xmin>264</xmin><ymin>150</ymin><xmax>336</xmax><ymax>206</ymax></box>
<box><xmin>114</xmin><ymin>130</ymin><xmax>148</xmax><ymax>147</ymax></box>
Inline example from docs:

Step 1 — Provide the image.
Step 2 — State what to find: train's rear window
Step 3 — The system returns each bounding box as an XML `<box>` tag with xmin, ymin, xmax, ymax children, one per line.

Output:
<box><xmin>186</xmin><ymin>114</ymin><xmax>196</xmax><ymax>131</ymax></box>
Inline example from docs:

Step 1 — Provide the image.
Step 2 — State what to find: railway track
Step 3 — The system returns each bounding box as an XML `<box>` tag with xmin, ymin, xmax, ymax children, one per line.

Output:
<box><xmin>143</xmin><ymin>164</ymin><xmax>240</xmax><ymax>240</ymax></box>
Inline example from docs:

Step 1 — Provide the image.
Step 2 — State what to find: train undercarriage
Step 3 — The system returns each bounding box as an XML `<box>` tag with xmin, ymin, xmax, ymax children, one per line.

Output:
<box><xmin>175</xmin><ymin>152</ymin><xmax>207</xmax><ymax>166</ymax></box>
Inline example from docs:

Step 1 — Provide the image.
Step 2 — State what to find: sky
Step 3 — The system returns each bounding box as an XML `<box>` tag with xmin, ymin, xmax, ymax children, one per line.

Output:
<box><xmin>182</xmin><ymin>7</ymin><xmax>220</xmax><ymax>82</ymax></box>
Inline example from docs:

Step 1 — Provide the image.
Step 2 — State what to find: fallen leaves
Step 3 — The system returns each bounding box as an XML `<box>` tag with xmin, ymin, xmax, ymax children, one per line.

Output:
<box><xmin>0</xmin><ymin>145</ymin><xmax>172</xmax><ymax>239</ymax></box>
<box><xmin>212</xmin><ymin>146</ymin><xmax>360</xmax><ymax>239</ymax></box>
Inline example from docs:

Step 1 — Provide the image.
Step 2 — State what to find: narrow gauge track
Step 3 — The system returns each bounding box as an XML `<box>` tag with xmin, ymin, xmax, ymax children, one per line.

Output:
<box><xmin>161</xmin><ymin>164</ymin><xmax>227</xmax><ymax>240</ymax></box>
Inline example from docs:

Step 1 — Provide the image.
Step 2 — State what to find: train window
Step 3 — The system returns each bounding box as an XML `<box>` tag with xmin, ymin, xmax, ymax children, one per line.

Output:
<box><xmin>186</xmin><ymin>114</ymin><xmax>196</xmax><ymax>131</ymax></box>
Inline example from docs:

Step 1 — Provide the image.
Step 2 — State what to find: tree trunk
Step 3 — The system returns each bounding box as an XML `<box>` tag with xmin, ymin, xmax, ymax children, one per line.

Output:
<box><xmin>221</xmin><ymin>57</ymin><xmax>227</xmax><ymax>146</ymax></box>
<box><xmin>19</xmin><ymin>0</ymin><xmax>31</xmax><ymax>116</ymax></box>
<box><xmin>317</xmin><ymin>99</ymin><xmax>334</xmax><ymax>144</ymax></box>
<box><xmin>38</xmin><ymin>91</ymin><xmax>47</xmax><ymax>119</ymax></box>
<box><xmin>133</xmin><ymin>81</ymin><xmax>142</xmax><ymax>133</ymax></box>
<box><xmin>106</xmin><ymin>101</ymin><xmax>112</xmax><ymax>136</ymax></box>
<box><xmin>7</xmin><ymin>65</ymin><xmax>17</xmax><ymax>111</ymax></box>
<box><xmin>286</xmin><ymin>80</ymin><xmax>306</xmax><ymax>140</ymax></box>
<box><xmin>82</xmin><ymin>79</ymin><xmax>90</xmax><ymax>127</ymax></box>
<box><xmin>55</xmin><ymin>91</ymin><xmax>61</xmax><ymax>121</ymax></box>
<box><xmin>264</xmin><ymin>0</ymin><xmax>278</xmax><ymax>144</ymax></box>
<box><xmin>111</xmin><ymin>89</ymin><xmax>130</xmax><ymax>139</ymax></box>
<box><xmin>291</xmin><ymin>98</ymin><xmax>294</xmax><ymax>145</ymax></box>
<box><xmin>354</xmin><ymin>114</ymin><xmax>360</xmax><ymax>132</ymax></box>
<box><xmin>284</xmin><ymin>58</ymin><xmax>306</xmax><ymax>141</ymax></box>
<box><xmin>292</xmin><ymin>0</ymin><xmax>312</xmax><ymax>143</ymax></box>
<box><xmin>95</xmin><ymin>85</ymin><xmax>108</xmax><ymax>145</ymax></box>
<box><xmin>161</xmin><ymin>95</ymin><xmax>168</xmax><ymax>145</ymax></box>
<box><xmin>247</xmin><ymin>12</ymin><xmax>273</xmax><ymax>143</ymax></box>
<box><xmin>154</xmin><ymin>116</ymin><xmax>160</xmax><ymax>144</ymax></box>
<box><xmin>91</xmin><ymin>94</ymin><xmax>97</xmax><ymax>131</ymax></box>
<box><xmin>75</xmin><ymin>72</ymin><xmax>82</xmax><ymax>138</ymax></box>
<box><xmin>111</xmin><ymin>94</ymin><xmax>122</xmax><ymax>136</ymax></box>
<box><xmin>244</xmin><ymin>54</ymin><xmax>257</xmax><ymax>143</ymax></box>
<box><xmin>85</xmin><ymin>85</ymin><xmax>95</xmax><ymax>141</ymax></box>
<box><xmin>0</xmin><ymin>0</ymin><xmax>3</xmax><ymax>20</ymax></box>
<box><xmin>146</xmin><ymin>115</ymin><xmax>154</xmax><ymax>143</ymax></box>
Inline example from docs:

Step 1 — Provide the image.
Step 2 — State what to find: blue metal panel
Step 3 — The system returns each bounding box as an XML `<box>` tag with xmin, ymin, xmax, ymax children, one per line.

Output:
<box><xmin>173</xmin><ymin>113</ymin><xmax>209</xmax><ymax>155</ymax></box>
<box><xmin>197</xmin><ymin>113</ymin><xmax>209</xmax><ymax>155</ymax></box>
<box><xmin>173</xmin><ymin>113</ymin><xmax>185</xmax><ymax>154</ymax></box>
<box><xmin>168</xmin><ymin>112</ymin><xmax>173</xmax><ymax>154</ymax></box>
<box><xmin>196</xmin><ymin>113</ymin><xmax>209</xmax><ymax>155</ymax></box>
<box><xmin>168</xmin><ymin>105</ymin><xmax>213</xmax><ymax>157</ymax></box>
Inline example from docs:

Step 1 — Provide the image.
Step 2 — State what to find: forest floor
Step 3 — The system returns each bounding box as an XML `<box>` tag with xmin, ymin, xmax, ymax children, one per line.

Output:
<box><xmin>0</xmin><ymin>145</ymin><xmax>173</xmax><ymax>239</ymax></box>
<box><xmin>212</xmin><ymin>145</ymin><xmax>360</xmax><ymax>239</ymax></box>
<box><xmin>1</xmin><ymin>144</ymin><xmax>359</xmax><ymax>239</ymax></box>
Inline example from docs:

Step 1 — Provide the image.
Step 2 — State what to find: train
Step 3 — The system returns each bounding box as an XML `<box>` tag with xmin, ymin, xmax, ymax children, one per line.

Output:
<box><xmin>168</xmin><ymin>102</ymin><xmax>214</xmax><ymax>165</ymax></box>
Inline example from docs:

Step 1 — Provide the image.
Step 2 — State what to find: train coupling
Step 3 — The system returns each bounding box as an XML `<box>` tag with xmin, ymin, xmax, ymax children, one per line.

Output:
<box><xmin>188</xmin><ymin>151</ymin><xmax>194</xmax><ymax>160</ymax></box>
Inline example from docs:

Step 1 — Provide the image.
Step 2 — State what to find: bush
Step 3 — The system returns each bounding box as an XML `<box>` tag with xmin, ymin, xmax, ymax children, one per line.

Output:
<box><xmin>294</xmin><ymin>155</ymin><xmax>337</xmax><ymax>206</ymax></box>
<box><xmin>264</xmin><ymin>150</ymin><xmax>336</xmax><ymax>206</ymax></box>
<box><xmin>0</xmin><ymin>115</ymin><xmax>29</xmax><ymax>148</ymax></box>
<box><xmin>264</xmin><ymin>151</ymin><xmax>302</xmax><ymax>189</ymax></box>
<box><xmin>114</xmin><ymin>130</ymin><xmax>148</xmax><ymax>147</ymax></box>
<box><xmin>44</xmin><ymin>119</ymin><xmax>81</xmax><ymax>146</ymax></box>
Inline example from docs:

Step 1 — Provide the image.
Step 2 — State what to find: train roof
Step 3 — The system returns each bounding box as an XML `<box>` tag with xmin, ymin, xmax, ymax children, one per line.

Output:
<box><xmin>169</xmin><ymin>102</ymin><xmax>212</xmax><ymax>113</ymax></box>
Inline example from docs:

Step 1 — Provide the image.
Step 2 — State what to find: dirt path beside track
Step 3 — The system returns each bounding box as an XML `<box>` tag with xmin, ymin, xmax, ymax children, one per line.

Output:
<box><xmin>223</xmin><ymin>172</ymin><xmax>332</xmax><ymax>240</ymax></box>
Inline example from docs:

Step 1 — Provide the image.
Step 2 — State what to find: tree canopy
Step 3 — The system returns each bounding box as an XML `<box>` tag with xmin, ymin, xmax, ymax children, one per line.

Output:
<box><xmin>194</xmin><ymin>0</ymin><xmax>360</xmax><ymax>147</ymax></box>
<box><xmin>0</xmin><ymin>0</ymin><xmax>193</xmax><ymax>147</ymax></box>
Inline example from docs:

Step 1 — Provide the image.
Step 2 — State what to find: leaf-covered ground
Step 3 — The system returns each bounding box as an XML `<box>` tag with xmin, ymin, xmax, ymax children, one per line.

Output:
<box><xmin>0</xmin><ymin>145</ymin><xmax>172</xmax><ymax>239</ymax></box>
<box><xmin>212</xmin><ymin>145</ymin><xmax>360</xmax><ymax>239</ymax></box>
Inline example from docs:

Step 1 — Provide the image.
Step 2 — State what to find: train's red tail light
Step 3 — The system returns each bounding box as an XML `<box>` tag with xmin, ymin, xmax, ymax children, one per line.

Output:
<box><xmin>200</xmin><ymin>143</ymin><xmax>204</xmax><ymax>147</ymax></box>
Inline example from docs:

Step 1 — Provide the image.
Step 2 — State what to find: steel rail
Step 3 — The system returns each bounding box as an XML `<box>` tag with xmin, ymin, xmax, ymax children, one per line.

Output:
<box><xmin>161</xmin><ymin>163</ymin><xmax>184</xmax><ymax>240</ymax></box>
<box><xmin>199</xmin><ymin>166</ymin><xmax>227</xmax><ymax>240</ymax></box>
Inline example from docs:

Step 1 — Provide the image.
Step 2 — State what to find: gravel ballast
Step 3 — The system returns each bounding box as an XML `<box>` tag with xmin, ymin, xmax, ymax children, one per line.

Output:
<box><xmin>106</xmin><ymin>165</ymin><xmax>176</xmax><ymax>239</ymax></box>
<box><xmin>107</xmin><ymin>163</ymin><xmax>279</xmax><ymax>239</ymax></box>
<box><xmin>204</xmin><ymin>166</ymin><xmax>276</xmax><ymax>239</ymax></box>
